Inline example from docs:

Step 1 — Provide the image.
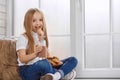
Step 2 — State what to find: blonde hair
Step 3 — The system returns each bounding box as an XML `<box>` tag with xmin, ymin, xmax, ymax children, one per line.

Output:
<box><xmin>24</xmin><ymin>8</ymin><xmax>49</xmax><ymax>54</ymax></box>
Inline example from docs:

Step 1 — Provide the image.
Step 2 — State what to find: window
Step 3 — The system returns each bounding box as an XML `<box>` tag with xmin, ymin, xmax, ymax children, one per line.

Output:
<box><xmin>0</xmin><ymin>0</ymin><xmax>7</xmax><ymax>37</ymax></box>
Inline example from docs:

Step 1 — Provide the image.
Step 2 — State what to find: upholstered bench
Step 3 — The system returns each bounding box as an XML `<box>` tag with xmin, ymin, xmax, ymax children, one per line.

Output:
<box><xmin>0</xmin><ymin>39</ymin><xmax>21</xmax><ymax>80</ymax></box>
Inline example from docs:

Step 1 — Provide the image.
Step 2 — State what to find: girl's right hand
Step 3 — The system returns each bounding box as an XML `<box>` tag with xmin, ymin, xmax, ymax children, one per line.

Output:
<box><xmin>34</xmin><ymin>45</ymin><xmax>43</xmax><ymax>54</ymax></box>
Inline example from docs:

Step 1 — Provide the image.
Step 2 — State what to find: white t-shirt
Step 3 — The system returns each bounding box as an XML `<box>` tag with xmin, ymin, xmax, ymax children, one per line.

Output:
<box><xmin>16</xmin><ymin>32</ymin><xmax>46</xmax><ymax>66</ymax></box>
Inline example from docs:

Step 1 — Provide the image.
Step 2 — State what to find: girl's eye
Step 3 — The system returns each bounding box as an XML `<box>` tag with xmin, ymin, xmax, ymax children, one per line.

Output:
<box><xmin>40</xmin><ymin>26</ymin><xmax>42</xmax><ymax>28</ymax></box>
<box><xmin>39</xmin><ymin>19</ymin><xmax>43</xmax><ymax>21</ymax></box>
<box><xmin>33</xmin><ymin>20</ymin><xmax>36</xmax><ymax>22</ymax></box>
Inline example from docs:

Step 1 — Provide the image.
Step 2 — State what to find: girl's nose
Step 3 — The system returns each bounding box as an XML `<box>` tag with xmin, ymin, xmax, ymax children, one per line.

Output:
<box><xmin>36</xmin><ymin>20</ymin><xmax>40</xmax><ymax>25</ymax></box>
<box><xmin>36</xmin><ymin>22</ymin><xmax>39</xmax><ymax>25</ymax></box>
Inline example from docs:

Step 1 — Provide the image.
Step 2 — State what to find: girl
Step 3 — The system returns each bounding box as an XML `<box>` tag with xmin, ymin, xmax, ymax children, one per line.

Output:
<box><xmin>16</xmin><ymin>8</ymin><xmax>78</xmax><ymax>80</ymax></box>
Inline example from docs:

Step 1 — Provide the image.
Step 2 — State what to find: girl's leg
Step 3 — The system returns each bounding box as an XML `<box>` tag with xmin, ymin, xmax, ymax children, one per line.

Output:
<box><xmin>56</xmin><ymin>57</ymin><xmax>78</xmax><ymax>78</ymax></box>
<box><xmin>19</xmin><ymin>59</ymin><xmax>54</xmax><ymax>80</ymax></box>
<box><xmin>40</xmin><ymin>57</ymin><xmax>78</xmax><ymax>80</ymax></box>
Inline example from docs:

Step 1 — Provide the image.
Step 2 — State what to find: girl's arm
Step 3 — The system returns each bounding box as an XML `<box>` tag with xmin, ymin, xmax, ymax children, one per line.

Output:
<box><xmin>18</xmin><ymin>45</ymin><xmax>43</xmax><ymax>63</ymax></box>
<box><xmin>18</xmin><ymin>49</ymin><xmax>37</xmax><ymax>63</ymax></box>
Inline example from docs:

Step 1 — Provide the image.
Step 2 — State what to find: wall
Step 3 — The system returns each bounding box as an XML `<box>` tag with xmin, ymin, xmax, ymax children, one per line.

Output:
<box><xmin>14</xmin><ymin>0</ymin><xmax>39</xmax><ymax>37</ymax></box>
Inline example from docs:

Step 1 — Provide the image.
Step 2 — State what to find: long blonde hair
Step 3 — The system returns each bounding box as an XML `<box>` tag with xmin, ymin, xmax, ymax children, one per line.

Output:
<box><xmin>24</xmin><ymin>8</ymin><xmax>49</xmax><ymax>54</ymax></box>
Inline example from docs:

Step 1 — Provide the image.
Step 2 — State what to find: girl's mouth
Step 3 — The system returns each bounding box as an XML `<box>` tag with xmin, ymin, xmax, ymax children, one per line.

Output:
<box><xmin>35</xmin><ymin>26</ymin><xmax>42</xmax><ymax>29</ymax></box>
<box><xmin>35</xmin><ymin>26</ymin><xmax>40</xmax><ymax>29</ymax></box>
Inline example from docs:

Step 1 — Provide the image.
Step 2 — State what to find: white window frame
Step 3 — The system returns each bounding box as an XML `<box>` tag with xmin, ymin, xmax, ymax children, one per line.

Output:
<box><xmin>6</xmin><ymin>0</ymin><xmax>14</xmax><ymax>37</ymax></box>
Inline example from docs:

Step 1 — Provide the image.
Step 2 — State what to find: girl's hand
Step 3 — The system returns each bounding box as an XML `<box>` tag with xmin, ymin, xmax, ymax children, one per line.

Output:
<box><xmin>35</xmin><ymin>45</ymin><xmax>43</xmax><ymax>54</ymax></box>
<box><xmin>36</xmin><ymin>28</ymin><xmax>44</xmax><ymax>36</ymax></box>
<box><xmin>38</xmin><ymin>46</ymin><xmax>48</xmax><ymax>58</ymax></box>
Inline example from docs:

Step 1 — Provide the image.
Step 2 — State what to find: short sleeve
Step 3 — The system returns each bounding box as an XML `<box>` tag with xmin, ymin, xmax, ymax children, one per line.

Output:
<box><xmin>16</xmin><ymin>35</ymin><xmax>28</xmax><ymax>51</ymax></box>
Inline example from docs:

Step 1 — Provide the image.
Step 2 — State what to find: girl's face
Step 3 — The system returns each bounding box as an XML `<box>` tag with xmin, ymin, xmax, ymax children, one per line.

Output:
<box><xmin>32</xmin><ymin>11</ymin><xmax>43</xmax><ymax>32</ymax></box>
